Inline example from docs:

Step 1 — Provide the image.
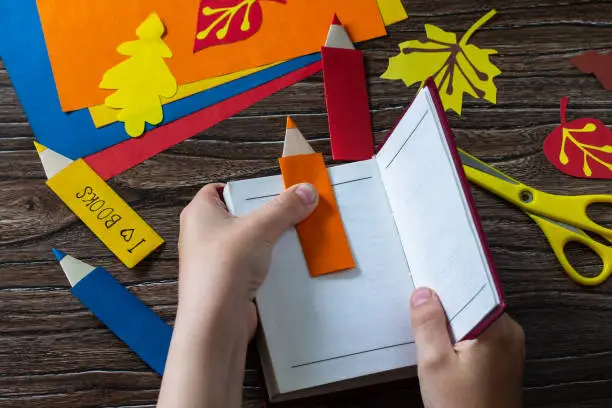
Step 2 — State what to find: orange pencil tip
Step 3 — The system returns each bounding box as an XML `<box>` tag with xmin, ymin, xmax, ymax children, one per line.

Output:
<box><xmin>286</xmin><ymin>116</ymin><xmax>296</xmax><ymax>129</ymax></box>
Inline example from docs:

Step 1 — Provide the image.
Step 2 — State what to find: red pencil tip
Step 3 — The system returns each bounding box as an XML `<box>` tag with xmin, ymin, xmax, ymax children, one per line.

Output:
<box><xmin>331</xmin><ymin>14</ymin><xmax>341</xmax><ymax>26</ymax></box>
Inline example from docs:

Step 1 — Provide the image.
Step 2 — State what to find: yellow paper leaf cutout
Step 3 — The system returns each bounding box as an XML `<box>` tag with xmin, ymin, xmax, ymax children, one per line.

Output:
<box><xmin>381</xmin><ymin>10</ymin><xmax>501</xmax><ymax>115</ymax></box>
<box><xmin>99</xmin><ymin>13</ymin><xmax>178</xmax><ymax>138</ymax></box>
<box><xmin>426</xmin><ymin>24</ymin><xmax>457</xmax><ymax>44</ymax></box>
<box><xmin>197</xmin><ymin>1</ymin><xmax>259</xmax><ymax>41</ymax></box>
<box><xmin>558</xmin><ymin>123</ymin><xmax>612</xmax><ymax>177</ymax></box>
<box><xmin>194</xmin><ymin>0</ymin><xmax>287</xmax><ymax>52</ymax></box>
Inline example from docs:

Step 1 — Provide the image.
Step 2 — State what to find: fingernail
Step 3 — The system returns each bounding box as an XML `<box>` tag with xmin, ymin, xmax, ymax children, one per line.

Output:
<box><xmin>411</xmin><ymin>287</ymin><xmax>432</xmax><ymax>307</ymax></box>
<box><xmin>294</xmin><ymin>183</ymin><xmax>318</xmax><ymax>206</ymax></box>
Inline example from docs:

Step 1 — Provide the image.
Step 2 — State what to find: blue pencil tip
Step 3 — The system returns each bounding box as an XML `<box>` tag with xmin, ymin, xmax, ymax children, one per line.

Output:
<box><xmin>52</xmin><ymin>248</ymin><xmax>66</xmax><ymax>262</ymax></box>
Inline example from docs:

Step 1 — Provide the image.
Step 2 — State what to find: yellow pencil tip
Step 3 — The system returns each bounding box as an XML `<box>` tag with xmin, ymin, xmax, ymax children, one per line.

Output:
<box><xmin>286</xmin><ymin>116</ymin><xmax>296</xmax><ymax>129</ymax></box>
<box><xmin>33</xmin><ymin>141</ymin><xmax>47</xmax><ymax>154</ymax></box>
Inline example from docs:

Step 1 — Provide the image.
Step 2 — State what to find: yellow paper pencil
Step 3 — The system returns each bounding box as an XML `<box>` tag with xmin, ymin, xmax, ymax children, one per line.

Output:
<box><xmin>35</xmin><ymin>142</ymin><xmax>163</xmax><ymax>268</ymax></box>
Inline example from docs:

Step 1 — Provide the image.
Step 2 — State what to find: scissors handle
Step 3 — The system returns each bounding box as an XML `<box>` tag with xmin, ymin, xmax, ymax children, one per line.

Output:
<box><xmin>528</xmin><ymin>213</ymin><xmax>612</xmax><ymax>286</ymax></box>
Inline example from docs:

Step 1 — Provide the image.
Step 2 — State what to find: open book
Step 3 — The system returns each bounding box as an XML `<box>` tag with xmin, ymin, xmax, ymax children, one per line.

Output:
<box><xmin>223</xmin><ymin>83</ymin><xmax>505</xmax><ymax>401</ymax></box>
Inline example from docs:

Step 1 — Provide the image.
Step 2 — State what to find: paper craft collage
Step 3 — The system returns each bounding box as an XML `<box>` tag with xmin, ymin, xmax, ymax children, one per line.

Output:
<box><xmin>2</xmin><ymin>0</ymin><xmax>612</xmax><ymax>403</ymax></box>
<box><xmin>1</xmin><ymin>0</ymin><xmax>404</xmax><ymax>268</ymax></box>
<box><xmin>0</xmin><ymin>0</ymin><xmax>407</xmax><ymax>378</ymax></box>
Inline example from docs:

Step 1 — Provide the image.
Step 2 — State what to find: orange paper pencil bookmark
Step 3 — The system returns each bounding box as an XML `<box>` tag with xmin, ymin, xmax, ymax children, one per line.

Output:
<box><xmin>278</xmin><ymin>117</ymin><xmax>355</xmax><ymax>277</ymax></box>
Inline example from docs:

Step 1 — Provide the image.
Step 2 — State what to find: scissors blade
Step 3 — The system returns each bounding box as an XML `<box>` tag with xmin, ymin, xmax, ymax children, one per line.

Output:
<box><xmin>458</xmin><ymin>149</ymin><xmax>519</xmax><ymax>185</ymax></box>
<box><xmin>457</xmin><ymin>148</ymin><xmax>540</xmax><ymax>212</ymax></box>
<box><xmin>460</xmin><ymin>150</ymin><xmax>612</xmax><ymax>244</ymax></box>
<box><xmin>533</xmin><ymin>214</ymin><xmax>588</xmax><ymax>237</ymax></box>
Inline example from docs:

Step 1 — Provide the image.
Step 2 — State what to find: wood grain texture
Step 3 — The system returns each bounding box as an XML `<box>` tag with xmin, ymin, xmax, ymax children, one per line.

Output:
<box><xmin>1</xmin><ymin>1</ymin><xmax>612</xmax><ymax>406</ymax></box>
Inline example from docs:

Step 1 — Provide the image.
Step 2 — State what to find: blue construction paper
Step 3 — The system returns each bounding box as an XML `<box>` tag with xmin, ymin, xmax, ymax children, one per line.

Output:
<box><xmin>0</xmin><ymin>0</ymin><xmax>322</xmax><ymax>160</ymax></box>
<box><xmin>72</xmin><ymin>267</ymin><xmax>173</xmax><ymax>375</ymax></box>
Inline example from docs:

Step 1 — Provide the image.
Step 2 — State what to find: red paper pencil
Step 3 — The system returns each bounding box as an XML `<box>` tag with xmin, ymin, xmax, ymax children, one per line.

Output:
<box><xmin>322</xmin><ymin>15</ymin><xmax>374</xmax><ymax>161</ymax></box>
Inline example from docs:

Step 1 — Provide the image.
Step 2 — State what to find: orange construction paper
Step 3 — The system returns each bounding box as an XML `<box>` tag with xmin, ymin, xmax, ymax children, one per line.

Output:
<box><xmin>279</xmin><ymin>153</ymin><xmax>355</xmax><ymax>277</ymax></box>
<box><xmin>36</xmin><ymin>0</ymin><xmax>387</xmax><ymax>112</ymax></box>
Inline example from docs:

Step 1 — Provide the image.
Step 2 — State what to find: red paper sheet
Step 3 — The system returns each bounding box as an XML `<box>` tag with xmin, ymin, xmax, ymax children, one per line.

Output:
<box><xmin>86</xmin><ymin>62</ymin><xmax>322</xmax><ymax>180</ymax></box>
<box><xmin>322</xmin><ymin>47</ymin><xmax>373</xmax><ymax>161</ymax></box>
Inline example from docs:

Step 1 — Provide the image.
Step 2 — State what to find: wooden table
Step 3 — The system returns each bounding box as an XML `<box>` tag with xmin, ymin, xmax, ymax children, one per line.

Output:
<box><xmin>1</xmin><ymin>1</ymin><xmax>612</xmax><ymax>407</ymax></box>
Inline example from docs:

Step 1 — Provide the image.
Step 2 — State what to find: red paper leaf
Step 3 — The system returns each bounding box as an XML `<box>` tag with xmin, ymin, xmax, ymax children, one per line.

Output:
<box><xmin>543</xmin><ymin>96</ymin><xmax>612</xmax><ymax>179</ymax></box>
<box><xmin>570</xmin><ymin>50</ymin><xmax>612</xmax><ymax>91</ymax></box>
<box><xmin>193</xmin><ymin>0</ymin><xmax>287</xmax><ymax>52</ymax></box>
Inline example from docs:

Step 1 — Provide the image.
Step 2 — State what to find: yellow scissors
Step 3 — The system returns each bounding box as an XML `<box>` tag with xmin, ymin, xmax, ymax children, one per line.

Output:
<box><xmin>459</xmin><ymin>149</ymin><xmax>612</xmax><ymax>286</ymax></box>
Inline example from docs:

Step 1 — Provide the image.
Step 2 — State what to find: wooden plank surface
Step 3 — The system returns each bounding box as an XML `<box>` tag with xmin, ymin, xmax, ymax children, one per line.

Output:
<box><xmin>2</xmin><ymin>1</ymin><xmax>612</xmax><ymax>407</ymax></box>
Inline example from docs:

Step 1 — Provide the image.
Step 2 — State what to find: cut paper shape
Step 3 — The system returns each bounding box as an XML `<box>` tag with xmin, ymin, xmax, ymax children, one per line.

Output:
<box><xmin>90</xmin><ymin>62</ymin><xmax>279</xmax><ymax>128</ymax></box>
<box><xmin>377</xmin><ymin>0</ymin><xmax>408</xmax><ymax>25</ymax></box>
<box><xmin>279</xmin><ymin>120</ymin><xmax>355</xmax><ymax>276</ymax></box>
<box><xmin>283</xmin><ymin>116</ymin><xmax>315</xmax><ymax>157</ymax></box>
<box><xmin>100</xmin><ymin>13</ymin><xmax>178</xmax><ymax>138</ymax></box>
<box><xmin>381</xmin><ymin>10</ymin><xmax>501</xmax><ymax>115</ymax></box>
<box><xmin>54</xmin><ymin>249</ymin><xmax>173</xmax><ymax>375</ymax></box>
<box><xmin>0</xmin><ymin>0</ymin><xmax>322</xmax><ymax>160</ymax></box>
<box><xmin>194</xmin><ymin>0</ymin><xmax>287</xmax><ymax>52</ymax></box>
<box><xmin>34</xmin><ymin>140</ymin><xmax>72</xmax><ymax>179</ymax></box>
<box><xmin>325</xmin><ymin>14</ymin><xmax>355</xmax><ymax>50</ymax></box>
<box><xmin>36</xmin><ymin>0</ymin><xmax>387</xmax><ymax>111</ymax></box>
<box><xmin>85</xmin><ymin>61</ymin><xmax>323</xmax><ymax>181</ymax></box>
<box><xmin>37</xmin><ymin>143</ymin><xmax>164</xmax><ymax>268</ymax></box>
<box><xmin>570</xmin><ymin>50</ymin><xmax>612</xmax><ymax>91</ymax></box>
<box><xmin>322</xmin><ymin>15</ymin><xmax>374</xmax><ymax>161</ymax></box>
<box><xmin>543</xmin><ymin>96</ymin><xmax>612</xmax><ymax>179</ymax></box>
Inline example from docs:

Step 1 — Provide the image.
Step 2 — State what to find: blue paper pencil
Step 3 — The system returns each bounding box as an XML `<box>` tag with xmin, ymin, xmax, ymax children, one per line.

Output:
<box><xmin>53</xmin><ymin>248</ymin><xmax>173</xmax><ymax>375</ymax></box>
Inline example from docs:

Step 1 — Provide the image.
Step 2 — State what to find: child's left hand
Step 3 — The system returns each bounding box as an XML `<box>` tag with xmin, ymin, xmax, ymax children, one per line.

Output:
<box><xmin>158</xmin><ymin>182</ymin><xmax>318</xmax><ymax>408</ymax></box>
<box><xmin>176</xmin><ymin>182</ymin><xmax>319</xmax><ymax>336</ymax></box>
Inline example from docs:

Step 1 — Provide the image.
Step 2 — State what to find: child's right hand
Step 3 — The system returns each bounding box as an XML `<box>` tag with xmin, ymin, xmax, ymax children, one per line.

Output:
<box><xmin>410</xmin><ymin>288</ymin><xmax>525</xmax><ymax>408</ymax></box>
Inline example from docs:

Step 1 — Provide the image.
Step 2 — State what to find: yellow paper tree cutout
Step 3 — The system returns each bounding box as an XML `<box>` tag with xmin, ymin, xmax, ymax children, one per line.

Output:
<box><xmin>381</xmin><ymin>10</ymin><xmax>501</xmax><ymax>115</ymax></box>
<box><xmin>100</xmin><ymin>13</ymin><xmax>178</xmax><ymax>137</ymax></box>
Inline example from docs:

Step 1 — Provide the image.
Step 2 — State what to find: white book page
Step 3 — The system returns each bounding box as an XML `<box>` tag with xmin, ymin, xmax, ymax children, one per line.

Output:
<box><xmin>225</xmin><ymin>159</ymin><xmax>417</xmax><ymax>394</ymax></box>
<box><xmin>375</xmin><ymin>88</ymin><xmax>499</xmax><ymax>341</ymax></box>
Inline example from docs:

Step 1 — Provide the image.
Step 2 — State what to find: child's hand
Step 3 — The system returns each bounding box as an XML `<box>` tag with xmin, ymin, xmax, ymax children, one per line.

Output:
<box><xmin>158</xmin><ymin>183</ymin><xmax>318</xmax><ymax>408</ymax></box>
<box><xmin>410</xmin><ymin>288</ymin><xmax>525</xmax><ymax>408</ymax></box>
<box><xmin>176</xmin><ymin>182</ymin><xmax>319</xmax><ymax>337</ymax></box>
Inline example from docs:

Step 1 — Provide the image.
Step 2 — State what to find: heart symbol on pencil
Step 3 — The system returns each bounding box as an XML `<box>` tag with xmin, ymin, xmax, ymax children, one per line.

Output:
<box><xmin>120</xmin><ymin>228</ymin><xmax>135</xmax><ymax>242</ymax></box>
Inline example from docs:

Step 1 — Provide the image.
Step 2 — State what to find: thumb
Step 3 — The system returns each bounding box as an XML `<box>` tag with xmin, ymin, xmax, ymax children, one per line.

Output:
<box><xmin>245</xmin><ymin>183</ymin><xmax>319</xmax><ymax>244</ymax></box>
<box><xmin>410</xmin><ymin>288</ymin><xmax>454</xmax><ymax>368</ymax></box>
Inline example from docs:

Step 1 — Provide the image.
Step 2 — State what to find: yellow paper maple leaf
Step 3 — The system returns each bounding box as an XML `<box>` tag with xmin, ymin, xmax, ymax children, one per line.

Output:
<box><xmin>100</xmin><ymin>13</ymin><xmax>178</xmax><ymax>137</ymax></box>
<box><xmin>381</xmin><ymin>10</ymin><xmax>501</xmax><ymax>115</ymax></box>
